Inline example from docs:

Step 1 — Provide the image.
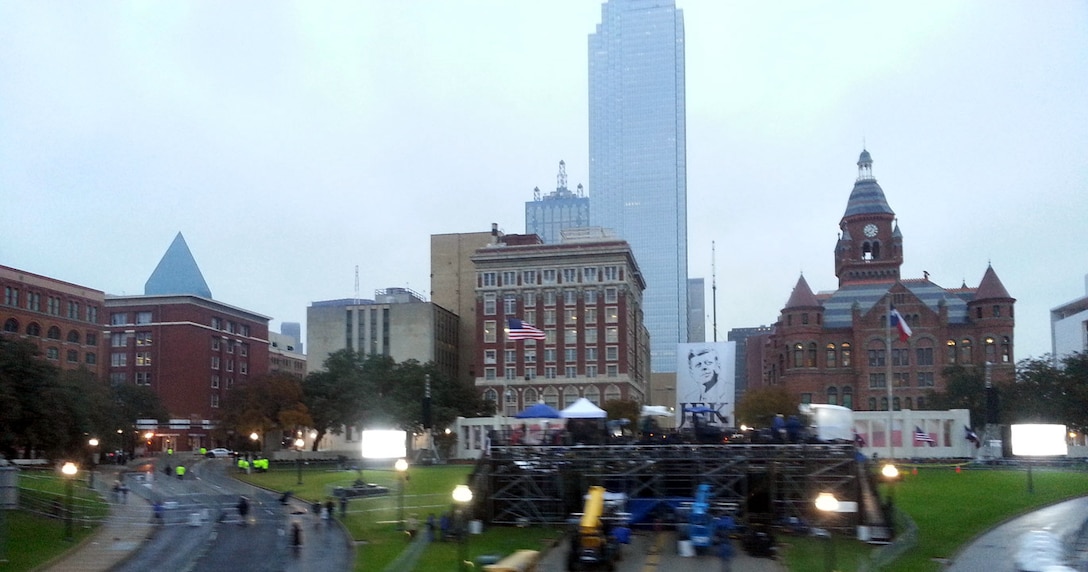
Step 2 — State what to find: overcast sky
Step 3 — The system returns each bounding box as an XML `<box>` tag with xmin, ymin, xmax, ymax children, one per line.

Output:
<box><xmin>2</xmin><ymin>1</ymin><xmax>1086</xmax><ymax>362</ymax></box>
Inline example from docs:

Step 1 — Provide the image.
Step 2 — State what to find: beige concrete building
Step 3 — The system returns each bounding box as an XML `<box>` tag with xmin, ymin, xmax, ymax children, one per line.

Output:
<box><xmin>430</xmin><ymin>228</ymin><xmax>497</xmax><ymax>384</ymax></box>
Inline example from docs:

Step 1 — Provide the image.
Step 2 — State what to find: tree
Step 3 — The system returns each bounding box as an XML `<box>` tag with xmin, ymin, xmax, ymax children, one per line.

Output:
<box><xmin>215</xmin><ymin>373</ymin><xmax>312</xmax><ymax>449</ymax></box>
<box><xmin>602</xmin><ymin>399</ymin><xmax>640</xmax><ymax>427</ymax></box>
<box><xmin>735</xmin><ymin>386</ymin><xmax>800</xmax><ymax>428</ymax></box>
<box><xmin>0</xmin><ymin>337</ymin><xmax>64</xmax><ymax>458</ymax></box>
<box><xmin>925</xmin><ymin>365</ymin><xmax>988</xmax><ymax>427</ymax></box>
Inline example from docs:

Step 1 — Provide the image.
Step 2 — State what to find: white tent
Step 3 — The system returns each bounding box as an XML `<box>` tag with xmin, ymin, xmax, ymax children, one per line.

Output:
<box><xmin>641</xmin><ymin>405</ymin><xmax>674</xmax><ymax>417</ymax></box>
<box><xmin>561</xmin><ymin>397</ymin><xmax>607</xmax><ymax>419</ymax></box>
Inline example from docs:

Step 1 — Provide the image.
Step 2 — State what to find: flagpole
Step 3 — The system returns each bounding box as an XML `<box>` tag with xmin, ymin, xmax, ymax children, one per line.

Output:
<box><xmin>887</xmin><ymin>294</ymin><xmax>894</xmax><ymax>461</ymax></box>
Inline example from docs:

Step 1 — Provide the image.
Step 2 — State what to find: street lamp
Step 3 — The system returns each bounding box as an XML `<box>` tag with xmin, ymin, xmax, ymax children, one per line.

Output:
<box><xmin>452</xmin><ymin>484</ymin><xmax>473</xmax><ymax>571</ymax></box>
<box><xmin>87</xmin><ymin>438</ymin><xmax>99</xmax><ymax>489</ymax></box>
<box><xmin>395</xmin><ymin>458</ymin><xmax>408</xmax><ymax>531</ymax></box>
<box><xmin>295</xmin><ymin>437</ymin><xmax>305</xmax><ymax>485</ymax></box>
<box><xmin>61</xmin><ymin>462</ymin><xmax>78</xmax><ymax>541</ymax></box>
<box><xmin>814</xmin><ymin>492</ymin><xmax>839</xmax><ymax>572</ymax></box>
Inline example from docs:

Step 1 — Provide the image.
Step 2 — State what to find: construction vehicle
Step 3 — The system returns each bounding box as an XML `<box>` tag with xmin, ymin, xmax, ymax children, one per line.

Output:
<box><xmin>567</xmin><ymin>486</ymin><xmax>624</xmax><ymax>571</ymax></box>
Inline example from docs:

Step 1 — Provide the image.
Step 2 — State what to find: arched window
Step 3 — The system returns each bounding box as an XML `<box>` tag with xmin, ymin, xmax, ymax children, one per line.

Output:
<box><xmin>47</xmin><ymin>326</ymin><xmax>61</xmax><ymax>340</ymax></box>
<box><xmin>807</xmin><ymin>343</ymin><xmax>817</xmax><ymax>367</ymax></box>
<box><xmin>604</xmin><ymin>384</ymin><xmax>621</xmax><ymax>403</ymax></box>
<box><xmin>904</xmin><ymin>397</ymin><xmax>913</xmax><ymax>410</ymax></box>
<box><xmin>543</xmin><ymin>387</ymin><xmax>559</xmax><ymax>408</ymax></box>
<box><xmin>27</xmin><ymin>322</ymin><xmax>41</xmax><ymax>336</ymax></box>
<box><xmin>868</xmin><ymin>397</ymin><xmax>877</xmax><ymax>411</ymax></box>
<box><xmin>67</xmin><ymin>330</ymin><xmax>80</xmax><ymax>343</ymax></box>
<box><xmin>1001</xmin><ymin>336</ymin><xmax>1012</xmax><ymax>363</ymax></box>
<box><xmin>872</xmin><ymin>241</ymin><xmax>881</xmax><ymax>259</ymax></box>
<box><xmin>984</xmin><ymin>337</ymin><xmax>996</xmax><ymax>363</ymax></box>
<box><xmin>916</xmin><ymin>396</ymin><xmax>925</xmax><ymax>410</ymax></box>
<box><xmin>827</xmin><ymin>386</ymin><xmax>838</xmax><ymax>406</ymax></box>
<box><xmin>792</xmin><ymin>343</ymin><xmax>803</xmax><ymax>368</ymax></box>
<box><xmin>946</xmin><ymin>339</ymin><xmax>957</xmax><ymax>364</ymax></box>
<box><xmin>825</xmin><ymin>343</ymin><xmax>837</xmax><ymax>368</ymax></box>
<box><xmin>523</xmin><ymin>388</ymin><xmax>538</xmax><ymax>404</ymax></box>
<box><xmin>562</xmin><ymin>386</ymin><xmax>579</xmax><ymax>407</ymax></box>
<box><xmin>842</xmin><ymin>386</ymin><xmax>853</xmax><ymax>409</ymax></box>
<box><xmin>880</xmin><ymin>397</ymin><xmax>888</xmax><ymax>411</ymax></box>
<box><xmin>892</xmin><ymin>397</ymin><xmax>901</xmax><ymax>411</ymax></box>
<box><xmin>483</xmin><ymin>388</ymin><xmax>498</xmax><ymax>412</ymax></box>
<box><xmin>841</xmin><ymin>343</ymin><xmax>852</xmax><ymax>367</ymax></box>
<box><xmin>584</xmin><ymin>386</ymin><xmax>601</xmax><ymax>405</ymax></box>
<box><xmin>960</xmin><ymin>338</ymin><xmax>972</xmax><ymax>364</ymax></box>
<box><xmin>504</xmin><ymin>388</ymin><xmax>518</xmax><ymax>416</ymax></box>
<box><xmin>3</xmin><ymin>318</ymin><xmax>18</xmax><ymax>333</ymax></box>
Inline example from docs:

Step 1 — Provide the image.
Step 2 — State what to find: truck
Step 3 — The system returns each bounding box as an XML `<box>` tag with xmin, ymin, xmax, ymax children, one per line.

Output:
<box><xmin>801</xmin><ymin>403</ymin><xmax>855</xmax><ymax>443</ymax></box>
<box><xmin>567</xmin><ymin>486</ymin><xmax>624</xmax><ymax>571</ymax></box>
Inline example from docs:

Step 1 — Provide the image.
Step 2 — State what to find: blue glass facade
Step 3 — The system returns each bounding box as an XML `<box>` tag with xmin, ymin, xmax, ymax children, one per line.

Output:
<box><xmin>589</xmin><ymin>0</ymin><xmax>687</xmax><ymax>373</ymax></box>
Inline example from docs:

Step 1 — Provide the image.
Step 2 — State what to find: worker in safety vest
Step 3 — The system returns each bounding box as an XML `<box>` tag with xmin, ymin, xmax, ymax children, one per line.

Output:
<box><xmin>175</xmin><ymin>464</ymin><xmax>186</xmax><ymax>480</ymax></box>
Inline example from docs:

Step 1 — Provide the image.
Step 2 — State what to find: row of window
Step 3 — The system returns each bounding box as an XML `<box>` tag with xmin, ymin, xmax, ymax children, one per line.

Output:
<box><xmin>4</xmin><ymin>287</ymin><xmax>99</xmax><ymax>323</ymax></box>
<box><xmin>484</xmin><ymin>363</ymin><xmax>621</xmax><ymax>381</ymax></box>
<box><xmin>480</xmin><ymin>266</ymin><xmax>623</xmax><ymax>288</ymax></box>
<box><xmin>867</xmin><ymin>372</ymin><xmax>935</xmax><ymax>389</ymax></box>
<box><xmin>786</xmin><ymin>335</ymin><xmax>1012</xmax><ymax>370</ymax></box>
<box><xmin>109</xmin><ymin>372</ymin><xmax>152</xmax><ymax>385</ymax></box>
<box><xmin>210</xmin><ymin>336</ymin><xmax>249</xmax><ymax>356</ymax></box>
<box><xmin>483</xmin><ymin>321</ymin><xmax>621</xmax><ymax>345</ymax></box>
<box><xmin>483</xmin><ymin>384</ymin><xmax>624</xmax><ymax>412</ymax></box>
<box><xmin>798</xmin><ymin>388</ymin><xmax>927</xmax><ymax>412</ymax></box>
<box><xmin>485</xmin><ymin>346</ymin><xmax>618</xmax><ymax>364</ymax></box>
<box><xmin>3</xmin><ymin>319</ymin><xmax>99</xmax><ymax>345</ymax></box>
<box><xmin>41</xmin><ymin>346</ymin><xmax>98</xmax><ymax>365</ymax></box>
<box><xmin>483</xmin><ymin>288</ymin><xmax>621</xmax><ymax>314</ymax></box>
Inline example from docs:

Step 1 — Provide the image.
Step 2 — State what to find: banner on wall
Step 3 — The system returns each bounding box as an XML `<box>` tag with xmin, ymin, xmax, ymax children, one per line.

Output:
<box><xmin>676</xmin><ymin>342</ymin><xmax>736</xmax><ymax>426</ymax></box>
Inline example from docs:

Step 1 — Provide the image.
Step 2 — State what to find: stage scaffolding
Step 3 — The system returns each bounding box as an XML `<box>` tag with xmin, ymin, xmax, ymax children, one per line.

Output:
<box><xmin>478</xmin><ymin>443</ymin><xmax>871</xmax><ymax>534</ymax></box>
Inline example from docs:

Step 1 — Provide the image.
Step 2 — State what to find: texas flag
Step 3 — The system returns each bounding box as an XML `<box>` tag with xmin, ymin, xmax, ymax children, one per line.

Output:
<box><xmin>890</xmin><ymin>307</ymin><xmax>913</xmax><ymax>342</ymax></box>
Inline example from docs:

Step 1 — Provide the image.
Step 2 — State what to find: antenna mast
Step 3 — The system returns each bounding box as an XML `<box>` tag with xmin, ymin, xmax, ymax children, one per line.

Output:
<box><xmin>712</xmin><ymin>241</ymin><xmax>718</xmax><ymax>342</ymax></box>
<box><xmin>557</xmin><ymin>160</ymin><xmax>568</xmax><ymax>192</ymax></box>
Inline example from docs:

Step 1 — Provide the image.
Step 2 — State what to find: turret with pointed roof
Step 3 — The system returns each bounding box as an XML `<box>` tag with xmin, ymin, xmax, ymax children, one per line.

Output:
<box><xmin>835</xmin><ymin>150</ymin><xmax>903</xmax><ymax>286</ymax></box>
<box><xmin>145</xmin><ymin>232</ymin><xmax>213</xmax><ymax>299</ymax></box>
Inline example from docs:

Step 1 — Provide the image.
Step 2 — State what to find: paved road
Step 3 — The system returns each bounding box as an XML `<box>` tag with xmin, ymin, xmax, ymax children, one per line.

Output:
<box><xmin>947</xmin><ymin>496</ymin><xmax>1088</xmax><ymax>572</ymax></box>
<box><xmin>115</xmin><ymin>457</ymin><xmax>352</xmax><ymax>572</ymax></box>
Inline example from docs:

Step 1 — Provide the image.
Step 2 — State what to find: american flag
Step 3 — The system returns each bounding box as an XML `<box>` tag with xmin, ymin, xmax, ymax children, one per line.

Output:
<box><xmin>506</xmin><ymin>318</ymin><xmax>546</xmax><ymax>340</ymax></box>
<box><xmin>914</xmin><ymin>426</ymin><xmax>935</xmax><ymax>446</ymax></box>
<box><xmin>965</xmin><ymin>426</ymin><xmax>981</xmax><ymax>448</ymax></box>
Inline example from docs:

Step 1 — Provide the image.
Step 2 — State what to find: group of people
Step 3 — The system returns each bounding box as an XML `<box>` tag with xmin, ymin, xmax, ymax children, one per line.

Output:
<box><xmin>163</xmin><ymin>463</ymin><xmax>186</xmax><ymax>479</ymax></box>
<box><xmin>237</xmin><ymin>457</ymin><xmax>269</xmax><ymax>472</ymax></box>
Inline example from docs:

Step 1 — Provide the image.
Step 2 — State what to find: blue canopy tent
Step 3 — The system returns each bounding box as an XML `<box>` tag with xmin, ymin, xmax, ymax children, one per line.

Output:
<box><xmin>515</xmin><ymin>402</ymin><xmax>562</xmax><ymax>419</ymax></box>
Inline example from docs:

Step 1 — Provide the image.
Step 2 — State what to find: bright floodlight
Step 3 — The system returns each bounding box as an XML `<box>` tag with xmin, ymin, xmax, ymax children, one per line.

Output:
<box><xmin>250</xmin><ymin>432</ymin><xmax>259</xmax><ymax>441</ymax></box>
<box><xmin>395</xmin><ymin>458</ymin><xmax>408</xmax><ymax>472</ymax></box>
<box><xmin>61</xmin><ymin>462</ymin><xmax>78</xmax><ymax>476</ymax></box>
<box><xmin>814</xmin><ymin>492</ymin><xmax>839</xmax><ymax>512</ymax></box>
<box><xmin>452</xmin><ymin>484</ymin><xmax>473</xmax><ymax>504</ymax></box>
<box><xmin>294</xmin><ymin>438</ymin><xmax>305</xmax><ymax>449</ymax></box>
<box><xmin>88</xmin><ymin>438</ymin><xmax>99</xmax><ymax>447</ymax></box>
<box><xmin>1011</xmin><ymin>424</ymin><xmax>1068</xmax><ymax>457</ymax></box>
<box><xmin>362</xmin><ymin>430</ymin><xmax>407</xmax><ymax>459</ymax></box>
<box><xmin>881</xmin><ymin>464</ymin><xmax>899</xmax><ymax>480</ymax></box>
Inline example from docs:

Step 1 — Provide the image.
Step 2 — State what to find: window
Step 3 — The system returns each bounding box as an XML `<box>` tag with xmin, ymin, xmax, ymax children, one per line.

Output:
<box><xmin>825</xmin><ymin>344</ymin><xmax>837</xmax><ymax>368</ymax></box>
<box><xmin>542</xmin><ymin>269</ymin><xmax>557</xmax><ymax>284</ymax></box>
<box><xmin>585</xmin><ymin>347</ymin><xmax>598</xmax><ymax>361</ymax></box>
<box><xmin>543</xmin><ymin>387</ymin><xmax>559</xmax><ymax>408</ymax></box>
<box><xmin>544</xmin><ymin>290</ymin><xmax>556</xmax><ymax>306</ymax></box>
<box><xmin>892</xmin><ymin>348</ymin><xmax>910</xmax><ymax>366</ymax></box>
<box><xmin>27</xmin><ymin>292</ymin><xmax>41</xmax><ymax>311</ymax></box>
<box><xmin>524</xmin><ymin>388</ymin><xmax>537</xmax><ymax>403</ymax></box>
<box><xmin>240</xmin><ymin>325</ymin><xmax>249</xmax><ymax>337</ymax></box>
<box><xmin>985</xmin><ymin>337</ymin><xmax>996</xmax><ymax>362</ymax></box>
<box><xmin>563</xmin><ymin>387</ymin><xmax>578</xmax><ymax>406</ymax></box>
<box><xmin>565</xmin><ymin>328</ymin><xmax>577</xmax><ymax>344</ymax></box>
<box><xmin>565</xmin><ymin>366</ymin><xmax>577</xmax><ymax>378</ymax></box>
<box><xmin>483</xmin><ymin>320</ymin><xmax>496</xmax><ymax>343</ymax></box>
<box><xmin>916</xmin><ymin>396</ymin><xmax>925</xmax><ymax>409</ymax></box>
<box><xmin>604</xmin><ymin>288</ymin><xmax>618</xmax><ymax>303</ymax></box>
<box><xmin>211</xmin><ymin>375</ymin><xmax>220</xmax><ymax>388</ymax></box>
<box><xmin>110</xmin><ymin>372</ymin><xmax>126</xmax><ymax>385</ymax></box>
<box><xmin>226</xmin><ymin>341</ymin><xmax>234</xmax><ymax>354</ymax></box>
<box><xmin>868</xmin><ymin>397</ymin><xmax>877</xmax><ymax>410</ymax></box>
<box><xmin>240</xmin><ymin>344</ymin><xmax>248</xmax><ymax>357</ymax></box>
<box><xmin>992</xmin><ymin>304</ymin><xmax>1001</xmax><ymax>317</ymax></box>
<box><xmin>807</xmin><ymin>343</ymin><xmax>817</xmax><ymax>367</ymax></box>
<box><xmin>504</xmin><ymin>349</ymin><xmax>516</xmax><ymax>363</ymax></box>
<box><xmin>603</xmin><ymin>266</ymin><xmax>618</xmax><ymax>281</ymax></box>
<box><xmin>211</xmin><ymin>317</ymin><xmax>222</xmax><ymax>329</ymax></box>
<box><xmin>502</xmin><ymin>271</ymin><xmax>517</xmax><ymax>286</ymax></box>
<box><xmin>586</xmin><ymin>365</ymin><xmax>598</xmax><ymax>378</ymax></box>
<box><xmin>584</xmin><ymin>308</ymin><xmax>598</xmax><ymax>325</ymax></box>
<box><xmin>827</xmin><ymin>386</ymin><xmax>838</xmax><ymax>405</ymax></box>
<box><xmin>893</xmin><ymin>397</ymin><xmax>901</xmax><ymax>411</ymax></box>
<box><xmin>136</xmin><ymin>352</ymin><xmax>151</xmax><ymax>366</ymax></box>
<box><xmin>27</xmin><ymin>322</ymin><xmax>40</xmax><ymax>336</ymax></box>
<box><xmin>867</xmin><ymin>349</ymin><xmax>885</xmax><ymax>367</ymax></box>
<box><xmin>66</xmin><ymin>349</ymin><xmax>78</xmax><ymax>363</ymax></box>
<box><xmin>1001</xmin><ymin>337</ymin><xmax>1012</xmax><ymax>363</ymax></box>
<box><xmin>605</xmin><ymin>326</ymin><xmax>619</xmax><ymax>343</ymax></box>
<box><xmin>605</xmin><ymin>306</ymin><xmax>618</xmax><ymax>323</ymax></box>
<box><xmin>562</xmin><ymin>268</ymin><xmax>577</xmax><ymax>283</ymax></box>
<box><xmin>522</xmin><ymin>270</ymin><xmax>537</xmax><ymax>285</ymax></box>
<box><xmin>946</xmin><ymin>340</ymin><xmax>957</xmax><ymax>364</ymax></box>
<box><xmin>211</xmin><ymin>394</ymin><xmax>219</xmax><ymax>408</ymax></box>
<box><xmin>583</xmin><ymin>267</ymin><xmax>597</xmax><ymax>282</ymax></box>
<box><xmin>606</xmin><ymin>346</ymin><xmax>619</xmax><ymax>361</ymax></box>
<box><xmin>564</xmin><ymin>308</ymin><xmax>578</xmax><ymax>324</ymax></box>
<box><xmin>110</xmin><ymin>313</ymin><xmax>127</xmax><ymax>326</ymax></box>
<box><xmin>584</xmin><ymin>289</ymin><xmax>598</xmax><ymax>305</ymax></box>
<box><xmin>86</xmin><ymin>305</ymin><xmax>98</xmax><ymax>323</ymax></box>
<box><xmin>3</xmin><ymin>287</ymin><xmax>18</xmax><ymax>306</ymax></box>
<box><xmin>484</xmin><ymin>349</ymin><xmax>497</xmax><ymax>364</ymax></box>
<box><xmin>564</xmin><ymin>348</ymin><xmax>577</xmax><ymax>362</ymax></box>
<box><xmin>85</xmin><ymin>352</ymin><xmax>96</xmax><ymax>365</ymax></box>
<box><xmin>134</xmin><ymin>372</ymin><xmax>150</xmax><ymax>386</ymax></box>
<box><xmin>111</xmin><ymin>332</ymin><xmax>127</xmax><ymax>348</ymax></box>
<box><xmin>960</xmin><ymin>339</ymin><xmax>973</xmax><ymax>364</ymax></box>
<box><xmin>893</xmin><ymin>372</ymin><xmax>909</xmax><ymax>387</ymax></box>
<box><xmin>2</xmin><ymin>318</ymin><xmax>16</xmax><ymax>333</ymax></box>
<box><xmin>111</xmin><ymin>353</ymin><xmax>127</xmax><ymax>367</ymax></box>
<box><xmin>868</xmin><ymin>373</ymin><xmax>886</xmax><ymax>388</ymax></box>
<box><xmin>917</xmin><ymin>372</ymin><xmax>934</xmax><ymax>387</ymax></box>
<box><xmin>544</xmin><ymin>309</ymin><xmax>556</xmax><ymax>325</ymax></box>
<box><xmin>211</xmin><ymin>356</ymin><xmax>220</xmax><ymax>370</ymax></box>
<box><xmin>481</xmin><ymin>272</ymin><xmax>497</xmax><ymax>287</ymax></box>
<box><xmin>842</xmin><ymin>386</ymin><xmax>853</xmax><ymax>409</ymax></box>
<box><xmin>505</xmin><ymin>367</ymin><xmax>517</xmax><ymax>381</ymax></box>
<box><xmin>47</xmin><ymin>296</ymin><xmax>60</xmax><ymax>315</ymax></box>
<box><xmin>135</xmin><ymin>332</ymin><xmax>152</xmax><ymax>346</ymax></box>
<box><xmin>66</xmin><ymin>330</ymin><xmax>80</xmax><ymax>343</ymax></box>
<box><xmin>841</xmin><ymin>343</ymin><xmax>851</xmax><ymax>367</ymax></box>
<box><xmin>800</xmin><ymin>393</ymin><xmax>812</xmax><ymax>404</ymax></box>
<box><xmin>880</xmin><ymin>397</ymin><xmax>888</xmax><ymax>411</ymax></box>
<box><xmin>904</xmin><ymin>397</ymin><xmax>913</xmax><ymax>410</ymax></box>
<box><xmin>226</xmin><ymin>359</ymin><xmax>234</xmax><ymax>372</ymax></box>
<box><xmin>606</xmin><ymin>364</ymin><xmax>618</xmax><ymax>377</ymax></box>
<box><xmin>136</xmin><ymin>311</ymin><xmax>152</xmax><ymax>324</ymax></box>
<box><xmin>525</xmin><ymin>350</ymin><xmax>536</xmax><ymax>364</ymax></box>
<box><xmin>226</xmin><ymin>378</ymin><xmax>234</xmax><ymax>389</ymax></box>
<box><xmin>523</xmin><ymin>291</ymin><xmax>536</xmax><ymax>307</ymax></box>
<box><xmin>564</xmin><ymin>290</ymin><xmax>577</xmax><ymax>305</ymax></box>
<box><xmin>585</xmin><ymin>328</ymin><xmax>598</xmax><ymax>344</ymax></box>
<box><xmin>524</xmin><ymin>309</ymin><xmax>536</xmax><ymax>325</ymax></box>
<box><xmin>584</xmin><ymin>386</ymin><xmax>600</xmax><ymax>404</ymax></box>
<box><xmin>45</xmin><ymin>326</ymin><xmax>59</xmax><ymax>340</ymax></box>
<box><xmin>240</xmin><ymin>362</ymin><xmax>247</xmax><ymax>375</ymax></box>
<box><xmin>802</xmin><ymin>313</ymin><xmax>809</xmax><ymax>325</ymax></box>
<box><xmin>484</xmin><ymin>367</ymin><xmax>496</xmax><ymax>380</ymax></box>
<box><xmin>793</xmin><ymin>344</ymin><xmax>803</xmax><ymax>368</ymax></box>
<box><xmin>916</xmin><ymin>347</ymin><xmax>933</xmax><ymax>366</ymax></box>
<box><xmin>545</xmin><ymin>366</ymin><xmax>557</xmax><ymax>379</ymax></box>
<box><xmin>68</xmin><ymin>301</ymin><xmax>79</xmax><ymax>319</ymax></box>
<box><xmin>545</xmin><ymin>329</ymin><xmax>556</xmax><ymax>344</ymax></box>
<box><xmin>503</xmin><ymin>294</ymin><xmax>517</xmax><ymax>315</ymax></box>
<box><xmin>544</xmin><ymin>348</ymin><xmax>557</xmax><ymax>363</ymax></box>
<box><xmin>483</xmin><ymin>294</ymin><xmax>496</xmax><ymax>315</ymax></box>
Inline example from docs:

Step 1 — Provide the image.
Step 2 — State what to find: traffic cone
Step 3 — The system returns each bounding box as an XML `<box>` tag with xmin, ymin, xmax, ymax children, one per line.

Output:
<box><xmin>955</xmin><ymin>465</ymin><xmax>962</xmax><ymax>474</ymax></box>
<box><xmin>912</xmin><ymin>467</ymin><xmax>918</xmax><ymax>475</ymax></box>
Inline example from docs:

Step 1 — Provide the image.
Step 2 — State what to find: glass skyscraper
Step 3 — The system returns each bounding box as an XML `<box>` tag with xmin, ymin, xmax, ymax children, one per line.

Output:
<box><xmin>589</xmin><ymin>0</ymin><xmax>687</xmax><ymax>373</ymax></box>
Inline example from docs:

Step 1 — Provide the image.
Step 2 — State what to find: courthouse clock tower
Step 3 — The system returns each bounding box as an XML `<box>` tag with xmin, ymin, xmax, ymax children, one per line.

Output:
<box><xmin>834</xmin><ymin>150</ymin><xmax>904</xmax><ymax>287</ymax></box>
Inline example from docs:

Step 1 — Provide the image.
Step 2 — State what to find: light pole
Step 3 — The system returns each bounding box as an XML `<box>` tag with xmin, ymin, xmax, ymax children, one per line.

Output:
<box><xmin>814</xmin><ymin>492</ymin><xmax>839</xmax><ymax>572</ymax></box>
<box><xmin>87</xmin><ymin>438</ymin><xmax>99</xmax><ymax>489</ymax></box>
<box><xmin>452</xmin><ymin>484</ymin><xmax>473</xmax><ymax>571</ymax></box>
<box><xmin>61</xmin><ymin>462</ymin><xmax>78</xmax><ymax>541</ymax></box>
<box><xmin>295</xmin><ymin>438</ymin><xmax>305</xmax><ymax>485</ymax></box>
<box><xmin>395</xmin><ymin>458</ymin><xmax>408</xmax><ymax>531</ymax></box>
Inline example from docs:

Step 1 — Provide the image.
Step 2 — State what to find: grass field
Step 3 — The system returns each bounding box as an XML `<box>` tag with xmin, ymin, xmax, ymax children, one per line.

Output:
<box><xmin>4</xmin><ymin>472</ymin><xmax>109</xmax><ymax>571</ymax></box>
<box><xmin>236</xmin><ymin>462</ymin><xmax>1088</xmax><ymax>571</ymax></box>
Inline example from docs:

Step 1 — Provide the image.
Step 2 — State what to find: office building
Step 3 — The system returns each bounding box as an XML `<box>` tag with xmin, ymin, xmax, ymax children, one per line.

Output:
<box><xmin>589</xmin><ymin>0</ymin><xmax>688</xmax><ymax>373</ymax></box>
<box><xmin>525</xmin><ymin>160</ymin><xmax>590</xmax><ymax>245</ymax></box>
<box><xmin>1051</xmin><ymin>274</ymin><xmax>1088</xmax><ymax>363</ymax></box>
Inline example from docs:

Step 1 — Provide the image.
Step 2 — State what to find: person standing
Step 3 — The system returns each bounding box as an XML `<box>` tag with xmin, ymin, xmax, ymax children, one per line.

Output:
<box><xmin>175</xmin><ymin>464</ymin><xmax>185</xmax><ymax>480</ymax></box>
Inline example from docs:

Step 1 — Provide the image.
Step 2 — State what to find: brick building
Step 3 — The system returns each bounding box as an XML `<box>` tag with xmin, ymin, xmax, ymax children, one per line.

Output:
<box><xmin>471</xmin><ymin>228</ymin><xmax>649</xmax><ymax>415</ymax></box>
<box><xmin>1</xmin><ymin>265</ymin><xmax>107</xmax><ymax>378</ymax></box>
<box><xmin>743</xmin><ymin>150</ymin><xmax>1015</xmax><ymax>411</ymax></box>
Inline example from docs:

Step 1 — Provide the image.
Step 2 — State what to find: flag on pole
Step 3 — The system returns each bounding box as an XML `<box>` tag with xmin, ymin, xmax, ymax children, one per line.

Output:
<box><xmin>890</xmin><ymin>306</ymin><xmax>913</xmax><ymax>342</ymax></box>
<box><xmin>854</xmin><ymin>429</ymin><xmax>866</xmax><ymax>448</ymax></box>
<box><xmin>965</xmin><ymin>426</ymin><xmax>981</xmax><ymax>448</ymax></box>
<box><xmin>506</xmin><ymin>318</ymin><xmax>546</xmax><ymax>340</ymax></box>
<box><xmin>914</xmin><ymin>425</ymin><xmax>935</xmax><ymax>446</ymax></box>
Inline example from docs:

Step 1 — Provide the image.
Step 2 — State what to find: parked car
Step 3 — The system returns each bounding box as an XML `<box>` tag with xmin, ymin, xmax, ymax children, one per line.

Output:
<box><xmin>206</xmin><ymin>448</ymin><xmax>234</xmax><ymax>458</ymax></box>
<box><xmin>333</xmin><ymin>481</ymin><xmax>390</xmax><ymax>498</ymax></box>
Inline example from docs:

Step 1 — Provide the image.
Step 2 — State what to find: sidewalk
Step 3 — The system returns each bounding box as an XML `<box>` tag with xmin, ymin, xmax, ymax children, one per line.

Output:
<box><xmin>41</xmin><ymin>466</ymin><xmax>154</xmax><ymax>572</ymax></box>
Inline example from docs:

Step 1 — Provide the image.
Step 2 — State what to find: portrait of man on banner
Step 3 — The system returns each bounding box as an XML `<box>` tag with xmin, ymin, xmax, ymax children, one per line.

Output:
<box><xmin>677</xmin><ymin>342</ymin><xmax>736</xmax><ymax>424</ymax></box>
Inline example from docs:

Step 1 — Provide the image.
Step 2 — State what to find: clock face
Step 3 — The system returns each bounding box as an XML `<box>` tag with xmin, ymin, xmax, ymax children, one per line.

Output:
<box><xmin>863</xmin><ymin>224</ymin><xmax>878</xmax><ymax>238</ymax></box>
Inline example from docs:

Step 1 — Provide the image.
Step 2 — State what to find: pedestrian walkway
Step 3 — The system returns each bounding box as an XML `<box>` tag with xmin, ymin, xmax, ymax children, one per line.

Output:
<box><xmin>42</xmin><ymin>465</ymin><xmax>154</xmax><ymax>572</ymax></box>
<box><xmin>947</xmin><ymin>495</ymin><xmax>1088</xmax><ymax>572</ymax></box>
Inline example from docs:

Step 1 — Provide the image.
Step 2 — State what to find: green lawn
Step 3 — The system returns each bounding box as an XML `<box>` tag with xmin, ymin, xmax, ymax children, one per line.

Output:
<box><xmin>3</xmin><ymin>473</ymin><xmax>109</xmax><ymax>571</ymax></box>
<box><xmin>239</xmin><ymin>463</ymin><xmax>1088</xmax><ymax>572</ymax></box>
